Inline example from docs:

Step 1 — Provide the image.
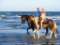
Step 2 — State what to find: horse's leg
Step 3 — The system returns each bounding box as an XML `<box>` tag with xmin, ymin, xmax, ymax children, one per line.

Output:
<box><xmin>27</xmin><ymin>22</ymin><xmax>31</xmax><ymax>34</ymax></box>
<box><xmin>33</xmin><ymin>28</ymin><xmax>40</xmax><ymax>40</ymax></box>
<box><xmin>50</xmin><ymin>31</ymin><xmax>53</xmax><ymax>38</ymax></box>
<box><xmin>54</xmin><ymin>29</ymin><xmax>58</xmax><ymax>38</ymax></box>
<box><xmin>32</xmin><ymin>27</ymin><xmax>37</xmax><ymax>40</ymax></box>
<box><xmin>36</xmin><ymin>30</ymin><xmax>40</xmax><ymax>40</ymax></box>
<box><xmin>32</xmin><ymin>27</ymin><xmax>40</xmax><ymax>40</ymax></box>
<box><xmin>54</xmin><ymin>32</ymin><xmax>57</xmax><ymax>38</ymax></box>
<box><xmin>32</xmin><ymin>30</ymin><xmax>36</xmax><ymax>40</ymax></box>
<box><xmin>50</xmin><ymin>24</ymin><xmax>58</xmax><ymax>38</ymax></box>
<box><xmin>27</xmin><ymin>27</ymin><xmax>30</xmax><ymax>34</ymax></box>
<box><xmin>45</xmin><ymin>27</ymin><xmax>49</xmax><ymax>36</ymax></box>
<box><xmin>50</xmin><ymin>30</ymin><xmax>57</xmax><ymax>38</ymax></box>
<box><xmin>53</xmin><ymin>22</ymin><xmax>57</xmax><ymax>38</ymax></box>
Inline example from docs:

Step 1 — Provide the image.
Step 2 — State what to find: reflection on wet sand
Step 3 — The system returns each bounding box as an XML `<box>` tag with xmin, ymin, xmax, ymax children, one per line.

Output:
<box><xmin>26</xmin><ymin>33</ymin><xmax>56</xmax><ymax>45</ymax></box>
<box><xmin>0</xmin><ymin>30</ymin><xmax>58</xmax><ymax>45</ymax></box>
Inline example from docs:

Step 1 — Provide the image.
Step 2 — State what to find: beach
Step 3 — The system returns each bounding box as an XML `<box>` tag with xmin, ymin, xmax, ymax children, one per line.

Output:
<box><xmin>0</xmin><ymin>12</ymin><xmax>60</xmax><ymax>45</ymax></box>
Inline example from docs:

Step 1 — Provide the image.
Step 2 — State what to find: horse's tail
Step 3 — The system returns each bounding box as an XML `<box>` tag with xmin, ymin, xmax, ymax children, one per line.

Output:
<box><xmin>54</xmin><ymin>21</ymin><xmax>58</xmax><ymax>33</ymax></box>
<box><xmin>54</xmin><ymin>21</ymin><xmax>57</xmax><ymax>29</ymax></box>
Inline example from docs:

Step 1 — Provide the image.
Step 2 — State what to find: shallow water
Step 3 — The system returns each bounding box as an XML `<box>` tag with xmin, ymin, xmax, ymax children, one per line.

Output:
<box><xmin>0</xmin><ymin>15</ymin><xmax>60</xmax><ymax>45</ymax></box>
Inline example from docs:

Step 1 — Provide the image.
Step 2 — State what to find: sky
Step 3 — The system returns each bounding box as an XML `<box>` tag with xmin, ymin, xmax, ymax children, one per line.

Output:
<box><xmin>0</xmin><ymin>0</ymin><xmax>60</xmax><ymax>11</ymax></box>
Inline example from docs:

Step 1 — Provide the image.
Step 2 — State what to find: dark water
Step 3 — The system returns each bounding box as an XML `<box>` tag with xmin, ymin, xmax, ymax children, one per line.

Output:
<box><xmin>0</xmin><ymin>12</ymin><xmax>60</xmax><ymax>45</ymax></box>
<box><xmin>0</xmin><ymin>11</ymin><xmax>60</xmax><ymax>16</ymax></box>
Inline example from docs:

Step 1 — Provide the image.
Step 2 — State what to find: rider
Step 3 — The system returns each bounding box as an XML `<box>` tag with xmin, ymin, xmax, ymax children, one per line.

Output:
<box><xmin>35</xmin><ymin>8</ymin><xmax>46</xmax><ymax>28</ymax></box>
<box><xmin>34</xmin><ymin>8</ymin><xmax>40</xmax><ymax>29</ymax></box>
<box><xmin>40</xmin><ymin>8</ymin><xmax>46</xmax><ymax>28</ymax></box>
<box><xmin>33</xmin><ymin>8</ymin><xmax>46</xmax><ymax>39</ymax></box>
<box><xmin>35</xmin><ymin>8</ymin><xmax>40</xmax><ymax>16</ymax></box>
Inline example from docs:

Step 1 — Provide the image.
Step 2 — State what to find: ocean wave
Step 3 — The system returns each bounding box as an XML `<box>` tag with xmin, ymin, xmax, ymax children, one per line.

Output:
<box><xmin>0</xmin><ymin>15</ymin><xmax>60</xmax><ymax>21</ymax></box>
<box><xmin>17</xmin><ymin>16</ymin><xmax>60</xmax><ymax>20</ymax></box>
<box><xmin>46</xmin><ymin>16</ymin><xmax>60</xmax><ymax>20</ymax></box>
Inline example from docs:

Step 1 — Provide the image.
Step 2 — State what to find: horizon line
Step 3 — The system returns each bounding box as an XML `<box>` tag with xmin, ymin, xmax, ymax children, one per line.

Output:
<box><xmin>0</xmin><ymin>11</ymin><xmax>60</xmax><ymax>12</ymax></box>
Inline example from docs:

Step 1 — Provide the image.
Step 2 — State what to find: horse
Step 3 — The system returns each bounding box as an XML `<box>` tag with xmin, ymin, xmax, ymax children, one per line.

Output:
<box><xmin>20</xmin><ymin>15</ymin><xmax>41</xmax><ymax>39</ymax></box>
<box><xmin>20</xmin><ymin>15</ymin><xmax>58</xmax><ymax>39</ymax></box>
<box><xmin>42</xmin><ymin>18</ymin><xmax>58</xmax><ymax>38</ymax></box>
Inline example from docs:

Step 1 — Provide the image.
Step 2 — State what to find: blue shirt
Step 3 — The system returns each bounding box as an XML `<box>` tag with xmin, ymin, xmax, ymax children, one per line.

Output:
<box><xmin>34</xmin><ymin>8</ymin><xmax>40</xmax><ymax>16</ymax></box>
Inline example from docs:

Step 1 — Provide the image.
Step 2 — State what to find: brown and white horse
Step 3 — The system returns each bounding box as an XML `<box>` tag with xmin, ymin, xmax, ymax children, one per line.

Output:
<box><xmin>20</xmin><ymin>15</ymin><xmax>58</xmax><ymax>40</ymax></box>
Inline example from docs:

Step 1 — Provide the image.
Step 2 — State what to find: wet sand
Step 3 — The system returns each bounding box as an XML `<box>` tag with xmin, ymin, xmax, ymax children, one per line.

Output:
<box><xmin>0</xmin><ymin>29</ymin><xmax>59</xmax><ymax>45</ymax></box>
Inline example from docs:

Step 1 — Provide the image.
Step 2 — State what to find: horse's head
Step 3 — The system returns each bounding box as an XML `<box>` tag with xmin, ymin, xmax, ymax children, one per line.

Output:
<box><xmin>20</xmin><ymin>15</ymin><xmax>34</xmax><ymax>24</ymax></box>
<box><xmin>20</xmin><ymin>15</ymin><xmax>27</xmax><ymax>24</ymax></box>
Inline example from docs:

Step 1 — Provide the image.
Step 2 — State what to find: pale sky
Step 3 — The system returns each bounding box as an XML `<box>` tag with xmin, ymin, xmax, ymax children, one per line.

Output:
<box><xmin>0</xmin><ymin>0</ymin><xmax>60</xmax><ymax>11</ymax></box>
